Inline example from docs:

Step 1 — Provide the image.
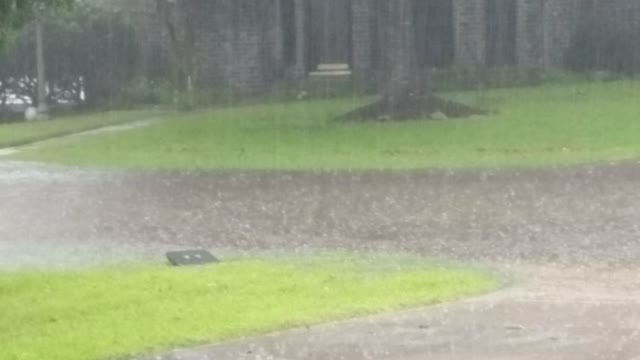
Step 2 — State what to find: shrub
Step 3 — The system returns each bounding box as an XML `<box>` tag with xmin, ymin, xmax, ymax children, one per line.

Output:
<box><xmin>117</xmin><ymin>78</ymin><xmax>174</xmax><ymax>107</ymax></box>
<box><xmin>0</xmin><ymin>3</ymin><xmax>139</xmax><ymax>110</ymax></box>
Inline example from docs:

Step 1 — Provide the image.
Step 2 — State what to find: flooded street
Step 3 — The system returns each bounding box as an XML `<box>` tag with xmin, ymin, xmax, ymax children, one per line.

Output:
<box><xmin>3</xmin><ymin>160</ymin><xmax>640</xmax><ymax>359</ymax></box>
<box><xmin>3</xmin><ymin>160</ymin><xmax>640</xmax><ymax>358</ymax></box>
<box><xmin>2</xmin><ymin>160</ymin><xmax>640</xmax><ymax>269</ymax></box>
<box><xmin>3</xmin><ymin>0</ymin><xmax>640</xmax><ymax>358</ymax></box>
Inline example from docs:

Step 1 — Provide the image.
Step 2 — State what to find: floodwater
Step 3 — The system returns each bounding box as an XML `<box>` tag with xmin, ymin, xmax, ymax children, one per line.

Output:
<box><xmin>3</xmin><ymin>0</ymin><xmax>640</xmax><ymax>358</ymax></box>
<box><xmin>3</xmin><ymin>160</ymin><xmax>640</xmax><ymax>358</ymax></box>
<box><xmin>2</xmin><ymin>161</ymin><xmax>640</xmax><ymax>269</ymax></box>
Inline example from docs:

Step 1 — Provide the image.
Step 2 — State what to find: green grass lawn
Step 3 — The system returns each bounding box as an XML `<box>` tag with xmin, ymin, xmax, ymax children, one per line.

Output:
<box><xmin>0</xmin><ymin>109</ymin><xmax>162</xmax><ymax>148</ymax></box>
<box><xmin>0</xmin><ymin>255</ymin><xmax>496</xmax><ymax>360</ymax></box>
<box><xmin>12</xmin><ymin>81</ymin><xmax>640</xmax><ymax>170</ymax></box>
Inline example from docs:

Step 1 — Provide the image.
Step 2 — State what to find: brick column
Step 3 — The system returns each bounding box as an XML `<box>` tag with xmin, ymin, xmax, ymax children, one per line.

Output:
<box><xmin>542</xmin><ymin>0</ymin><xmax>581</xmax><ymax>69</ymax></box>
<box><xmin>293</xmin><ymin>0</ymin><xmax>308</xmax><ymax>78</ymax></box>
<box><xmin>453</xmin><ymin>0</ymin><xmax>487</xmax><ymax>68</ymax></box>
<box><xmin>274</xmin><ymin>0</ymin><xmax>284</xmax><ymax>67</ymax></box>
<box><xmin>351</xmin><ymin>0</ymin><xmax>373</xmax><ymax>82</ymax></box>
<box><xmin>517</xmin><ymin>0</ymin><xmax>545</xmax><ymax>68</ymax></box>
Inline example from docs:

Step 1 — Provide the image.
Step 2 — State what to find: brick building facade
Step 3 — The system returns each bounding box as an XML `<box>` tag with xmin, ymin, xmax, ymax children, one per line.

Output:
<box><xmin>114</xmin><ymin>0</ymin><xmax>637</xmax><ymax>95</ymax></box>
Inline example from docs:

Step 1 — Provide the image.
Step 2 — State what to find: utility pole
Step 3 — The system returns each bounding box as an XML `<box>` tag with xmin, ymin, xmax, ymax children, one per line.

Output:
<box><xmin>35</xmin><ymin>5</ymin><xmax>48</xmax><ymax>119</ymax></box>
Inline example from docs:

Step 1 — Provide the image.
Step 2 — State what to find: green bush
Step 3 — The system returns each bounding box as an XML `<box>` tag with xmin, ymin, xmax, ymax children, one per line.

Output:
<box><xmin>0</xmin><ymin>3</ymin><xmax>138</xmax><ymax>109</ymax></box>
<box><xmin>117</xmin><ymin>78</ymin><xmax>174</xmax><ymax>107</ymax></box>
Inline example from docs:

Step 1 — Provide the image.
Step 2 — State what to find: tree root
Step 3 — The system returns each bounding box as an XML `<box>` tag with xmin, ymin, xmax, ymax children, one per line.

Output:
<box><xmin>340</xmin><ymin>96</ymin><xmax>486</xmax><ymax>122</ymax></box>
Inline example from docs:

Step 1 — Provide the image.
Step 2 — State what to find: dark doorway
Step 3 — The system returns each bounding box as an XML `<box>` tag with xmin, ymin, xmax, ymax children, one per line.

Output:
<box><xmin>307</xmin><ymin>0</ymin><xmax>353</xmax><ymax>70</ymax></box>
<box><xmin>414</xmin><ymin>0</ymin><xmax>455</xmax><ymax>68</ymax></box>
<box><xmin>281</xmin><ymin>0</ymin><xmax>296</xmax><ymax>67</ymax></box>
<box><xmin>486</xmin><ymin>0</ymin><xmax>517</xmax><ymax>66</ymax></box>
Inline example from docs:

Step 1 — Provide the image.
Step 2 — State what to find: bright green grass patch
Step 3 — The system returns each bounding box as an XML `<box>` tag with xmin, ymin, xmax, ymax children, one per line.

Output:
<box><xmin>14</xmin><ymin>81</ymin><xmax>640</xmax><ymax>169</ymax></box>
<box><xmin>0</xmin><ymin>256</ymin><xmax>496</xmax><ymax>360</ymax></box>
<box><xmin>0</xmin><ymin>109</ymin><xmax>162</xmax><ymax>148</ymax></box>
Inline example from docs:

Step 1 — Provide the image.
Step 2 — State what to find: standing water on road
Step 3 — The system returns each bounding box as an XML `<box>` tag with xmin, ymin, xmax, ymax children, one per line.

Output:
<box><xmin>2</xmin><ymin>1</ymin><xmax>640</xmax><ymax>360</ymax></box>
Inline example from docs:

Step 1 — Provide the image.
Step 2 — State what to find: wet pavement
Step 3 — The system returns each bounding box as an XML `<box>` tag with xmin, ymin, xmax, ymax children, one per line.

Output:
<box><xmin>2</xmin><ymin>160</ymin><xmax>640</xmax><ymax>269</ymax></box>
<box><xmin>3</xmin><ymin>159</ymin><xmax>640</xmax><ymax>358</ymax></box>
<box><xmin>0</xmin><ymin>117</ymin><xmax>163</xmax><ymax>161</ymax></box>
<box><xmin>150</xmin><ymin>267</ymin><xmax>640</xmax><ymax>360</ymax></box>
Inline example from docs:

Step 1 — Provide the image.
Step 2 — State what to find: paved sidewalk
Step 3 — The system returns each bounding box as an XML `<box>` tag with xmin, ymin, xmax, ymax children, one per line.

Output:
<box><xmin>0</xmin><ymin>117</ymin><xmax>163</xmax><ymax>158</ymax></box>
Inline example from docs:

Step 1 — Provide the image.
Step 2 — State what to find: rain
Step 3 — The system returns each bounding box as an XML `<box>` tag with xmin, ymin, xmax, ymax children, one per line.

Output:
<box><xmin>2</xmin><ymin>1</ymin><xmax>640</xmax><ymax>359</ymax></box>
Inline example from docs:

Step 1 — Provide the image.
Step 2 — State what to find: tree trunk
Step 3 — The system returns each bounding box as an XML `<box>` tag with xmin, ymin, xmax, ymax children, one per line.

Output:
<box><xmin>155</xmin><ymin>0</ymin><xmax>195</xmax><ymax>107</ymax></box>
<box><xmin>343</xmin><ymin>0</ymin><xmax>478</xmax><ymax>121</ymax></box>
<box><xmin>381</xmin><ymin>0</ymin><xmax>432</xmax><ymax>109</ymax></box>
<box><xmin>35</xmin><ymin>6</ymin><xmax>48</xmax><ymax>117</ymax></box>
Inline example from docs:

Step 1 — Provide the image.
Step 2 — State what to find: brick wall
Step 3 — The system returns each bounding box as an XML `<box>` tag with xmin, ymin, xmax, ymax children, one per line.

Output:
<box><xmin>541</xmin><ymin>0</ymin><xmax>584</xmax><ymax>69</ymax></box>
<box><xmin>453</xmin><ymin>0</ymin><xmax>487</xmax><ymax>68</ymax></box>
<box><xmin>351</xmin><ymin>0</ymin><xmax>375</xmax><ymax>82</ymax></box>
<box><xmin>112</xmin><ymin>0</ymin><xmax>278</xmax><ymax>95</ymax></box>
<box><xmin>115</xmin><ymin>0</ymin><xmax>636</xmax><ymax>95</ymax></box>
<box><xmin>186</xmin><ymin>0</ymin><xmax>278</xmax><ymax>95</ymax></box>
<box><xmin>99</xmin><ymin>0</ymin><xmax>170</xmax><ymax>78</ymax></box>
<box><xmin>538</xmin><ymin>0</ymin><xmax>640</xmax><ymax>70</ymax></box>
<box><xmin>592</xmin><ymin>0</ymin><xmax>640</xmax><ymax>29</ymax></box>
<box><xmin>517</xmin><ymin>0</ymin><xmax>545</xmax><ymax>68</ymax></box>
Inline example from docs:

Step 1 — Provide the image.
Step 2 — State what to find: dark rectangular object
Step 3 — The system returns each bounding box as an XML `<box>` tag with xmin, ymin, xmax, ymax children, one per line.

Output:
<box><xmin>415</xmin><ymin>0</ymin><xmax>455</xmax><ymax>68</ymax></box>
<box><xmin>166</xmin><ymin>250</ymin><xmax>218</xmax><ymax>267</ymax></box>
<box><xmin>308</xmin><ymin>0</ymin><xmax>353</xmax><ymax>69</ymax></box>
<box><xmin>486</xmin><ymin>0</ymin><xmax>518</xmax><ymax>67</ymax></box>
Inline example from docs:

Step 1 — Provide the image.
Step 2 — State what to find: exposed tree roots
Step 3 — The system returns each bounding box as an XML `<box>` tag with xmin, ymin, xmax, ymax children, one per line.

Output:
<box><xmin>341</xmin><ymin>96</ymin><xmax>486</xmax><ymax>122</ymax></box>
